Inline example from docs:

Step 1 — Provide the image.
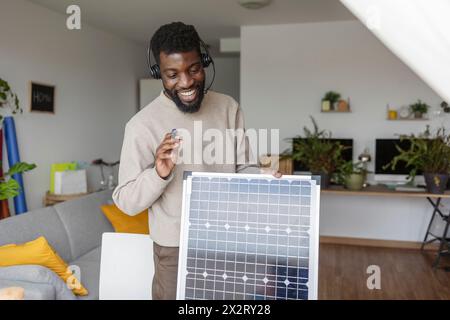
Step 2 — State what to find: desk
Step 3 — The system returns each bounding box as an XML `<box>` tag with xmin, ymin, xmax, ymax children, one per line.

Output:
<box><xmin>322</xmin><ymin>184</ymin><xmax>450</xmax><ymax>268</ymax></box>
<box><xmin>322</xmin><ymin>185</ymin><xmax>450</xmax><ymax>199</ymax></box>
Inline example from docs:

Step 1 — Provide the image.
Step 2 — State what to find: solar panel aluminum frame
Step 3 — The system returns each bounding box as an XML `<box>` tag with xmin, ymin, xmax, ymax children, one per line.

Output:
<box><xmin>177</xmin><ymin>172</ymin><xmax>321</xmax><ymax>300</ymax></box>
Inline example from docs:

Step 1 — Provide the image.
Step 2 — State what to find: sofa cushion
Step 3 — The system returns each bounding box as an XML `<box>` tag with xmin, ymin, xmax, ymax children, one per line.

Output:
<box><xmin>54</xmin><ymin>189</ymin><xmax>114</xmax><ymax>260</ymax></box>
<box><xmin>0</xmin><ymin>236</ymin><xmax>88</xmax><ymax>296</ymax></box>
<box><xmin>0</xmin><ymin>265</ymin><xmax>76</xmax><ymax>300</ymax></box>
<box><xmin>0</xmin><ymin>206</ymin><xmax>72</xmax><ymax>262</ymax></box>
<box><xmin>101</xmin><ymin>204</ymin><xmax>149</xmax><ymax>234</ymax></box>
<box><xmin>75</xmin><ymin>246</ymin><xmax>101</xmax><ymax>262</ymax></box>
<box><xmin>0</xmin><ymin>279</ymin><xmax>55</xmax><ymax>300</ymax></box>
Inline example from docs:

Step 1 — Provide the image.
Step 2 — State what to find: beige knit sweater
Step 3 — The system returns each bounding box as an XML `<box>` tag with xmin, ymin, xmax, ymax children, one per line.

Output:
<box><xmin>112</xmin><ymin>91</ymin><xmax>258</xmax><ymax>247</ymax></box>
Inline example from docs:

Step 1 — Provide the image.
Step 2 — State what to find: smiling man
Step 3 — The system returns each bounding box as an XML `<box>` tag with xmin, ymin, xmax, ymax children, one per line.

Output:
<box><xmin>113</xmin><ymin>22</ymin><xmax>280</xmax><ymax>300</ymax></box>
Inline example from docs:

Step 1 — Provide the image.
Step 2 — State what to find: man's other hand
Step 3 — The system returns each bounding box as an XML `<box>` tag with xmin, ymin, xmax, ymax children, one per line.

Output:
<box><xmin>260</xmin><ymin>167</ymin><xmax>282</xmax><ymax>178</ymax></box>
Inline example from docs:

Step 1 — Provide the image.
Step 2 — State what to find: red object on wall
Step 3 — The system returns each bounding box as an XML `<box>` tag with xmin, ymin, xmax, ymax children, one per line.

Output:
<box><xmin>0</xmin><ymin>128</ymin><xmax>11</xmax><ymax>219</ymax></box>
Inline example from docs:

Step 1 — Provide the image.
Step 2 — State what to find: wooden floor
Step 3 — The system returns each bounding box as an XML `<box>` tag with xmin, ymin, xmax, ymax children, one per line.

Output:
<box><xmin>318</xmin><ymin>243</ymin><xmax>450</xmax><ymax>299</ymax></box>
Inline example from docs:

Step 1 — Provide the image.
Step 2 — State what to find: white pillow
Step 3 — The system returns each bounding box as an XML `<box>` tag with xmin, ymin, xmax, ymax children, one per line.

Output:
<box><xmin>0</xmin><ymin>265</ymin><xmax>76</xmax><ymax>300</ymax></box>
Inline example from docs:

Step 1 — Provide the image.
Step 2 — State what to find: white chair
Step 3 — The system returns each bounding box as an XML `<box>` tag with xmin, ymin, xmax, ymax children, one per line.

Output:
<box><xmin>99</xmin><ymin>233</ymin><xmax>154</xmax><ymax>300</ymax></box>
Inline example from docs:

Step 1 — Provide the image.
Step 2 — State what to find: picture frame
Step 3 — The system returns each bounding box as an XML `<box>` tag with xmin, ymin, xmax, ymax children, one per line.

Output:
<box><xmin>30</xmin><ymin>82</ymin><xmax>55</xmax><ymax>114</ymax></box>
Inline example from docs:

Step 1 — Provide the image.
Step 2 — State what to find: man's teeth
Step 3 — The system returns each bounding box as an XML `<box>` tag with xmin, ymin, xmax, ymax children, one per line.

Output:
<box><xmin>179</xmin><ymin>89</ymin><xmax>196</xmax><ymax>96</ymax></box>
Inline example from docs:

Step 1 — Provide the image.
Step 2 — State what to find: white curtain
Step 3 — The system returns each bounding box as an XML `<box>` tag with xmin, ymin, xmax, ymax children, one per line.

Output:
<box><xmin>340</xmin><ymin>0</ymin><xmax>450</xmax><ymax>103</ymax></box>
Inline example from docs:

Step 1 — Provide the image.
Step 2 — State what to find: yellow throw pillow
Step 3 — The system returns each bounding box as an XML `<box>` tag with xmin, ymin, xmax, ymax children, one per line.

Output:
<box><xmin>0</xmin><ymin>236</ymin><xmax>88</xmax><ymax>296</ymax></box>
<box><xmin>101</xmin><ymin>204</ymin><xmax>149</xmax><ymax>234</ymax></box>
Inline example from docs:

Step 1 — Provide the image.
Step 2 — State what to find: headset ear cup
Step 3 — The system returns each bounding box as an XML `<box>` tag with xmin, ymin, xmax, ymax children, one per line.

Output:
<box><xmin>201</xmin><ymin>53</ymin><xmax>212</xmax><ymax>68</ymax></box>
<box><xmin>150</xmin><ymin>64</ymin><xmax>161</xmax><ymax>79</ymax></box>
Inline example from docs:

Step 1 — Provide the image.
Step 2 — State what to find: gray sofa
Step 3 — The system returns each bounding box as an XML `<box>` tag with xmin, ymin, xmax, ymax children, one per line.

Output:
<box><xmin>0</xmin><ymin>189</ymin><xmax>114</xmax><ymax>300</ymax></box>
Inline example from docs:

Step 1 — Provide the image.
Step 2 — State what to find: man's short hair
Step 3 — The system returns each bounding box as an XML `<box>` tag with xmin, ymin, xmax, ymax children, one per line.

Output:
<box><xmin>150</xmin><ymin>22</ymin><xmax>201</xmax><ymax>64</ymax></box>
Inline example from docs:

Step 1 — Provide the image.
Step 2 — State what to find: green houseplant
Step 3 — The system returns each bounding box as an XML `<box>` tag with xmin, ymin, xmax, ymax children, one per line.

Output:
<box><xmin>287</xmin><ymin>116</ymin><xmax>347</xmax><ymax>188</ymax></box>
<box><xmin>0</xmin><ymin>78</ymin><xmax>22</xmax><ymax>121</ymax></box>
<box><xmin>322</xmin><ymin>91</ymin><xmax>341</xmax><ymax>111</ymax></box>
<box><xmin>384</xmin><ymin>126</ymin><xmax>450</xmax><ymax>194</ymax></box>
<box><xmin>0</xmin><ymin>162</ymin><xmax>36</xmax><ymax>200</ymax></box>
<box><xmin>336</xmin><ymin>161</ymin><xmax>369</xmax><ymax>190</ymax></box>
<box><xmin>409</xmin><ymin>99</ymin><xmax>430</xmax><ymax>119</ymax></box>
<box><xmin>441</xmin><ymin>101</ymin><xmax>450</xmax><ymax>114</ymax></box>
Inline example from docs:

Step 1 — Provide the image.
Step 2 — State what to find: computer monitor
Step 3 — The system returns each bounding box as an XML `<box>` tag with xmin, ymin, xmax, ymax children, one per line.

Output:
<box><xmin>375</xmin><ymin>139</ymin><xmax>420</xmax><ymax>175</ymax></box>
<box><xmin>292</xmin><ymin>138</ymin><xmax>353</xmax><ymax>172</ymax></box>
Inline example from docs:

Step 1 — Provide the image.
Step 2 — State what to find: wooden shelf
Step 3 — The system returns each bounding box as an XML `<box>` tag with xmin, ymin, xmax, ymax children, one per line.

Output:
<box><xmin>321</xmin><ymin>110</ymin><xmax>351</xmax><ymax>113</ymax></box>
<box><xmin>387</xmin><ymin>118</ymin><xmax>429</xmax><ymax>121</ymax></box>
<box><xmin>44</xmin><ymin>191</ymin><xmax>91</xmax><ymax>206</ymax></box>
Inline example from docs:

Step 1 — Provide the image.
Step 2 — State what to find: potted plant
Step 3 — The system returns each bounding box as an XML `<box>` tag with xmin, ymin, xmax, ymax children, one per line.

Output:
<box><xmin>441</xmin><ymin>101</ymin><xmax>450</xmax><ymax>114</ymax></box>
<box><xmin>322</xmin><ymin>91</ymin><xmax>341</xmax><ymax>111</ymax></box>
<box><xmin>287</xmin><ymin>116</ymin><xmax>347</xmax><ymax>189</ymax></box>
<box><xmin>384</xmin><ymin>126</ymin><xmax>450</xmax><ymax>194</ymax></box>
<box><xmin>336</xmin><ymin>161</ymin><xmax>369</xmax><ymax>191</ymax></box>
<box><xmin>0</xmin><ymin>162</ymin><xmax>36</xmax><ymax>200</ymax></box>
<box><xmin>409</xmin><ymin>99</ymin><xmax>430</xmax><ymax>119</ymax></box>
<box><xmin>0</xmin><ymin>78</ymin><xmax>22</xmax><ymax>121</ymax></box>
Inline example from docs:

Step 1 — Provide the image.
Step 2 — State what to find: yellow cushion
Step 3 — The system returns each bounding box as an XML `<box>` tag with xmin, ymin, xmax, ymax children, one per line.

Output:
<box><xmin>0</xmin><ymin>236</ymin><xmax>88</xmax><ymax>296</ymax></box>
<box><xmin>101</xmin><ymin>204</ymin><xmax>149</xmax><ymax>234</ymax></box>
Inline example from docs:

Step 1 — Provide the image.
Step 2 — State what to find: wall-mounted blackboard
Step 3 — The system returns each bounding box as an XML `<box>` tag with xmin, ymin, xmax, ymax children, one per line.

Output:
<box><xmin>30</xmin><ymin>82</ymin><xmax>55</xmax><ymax>113</ymax></box>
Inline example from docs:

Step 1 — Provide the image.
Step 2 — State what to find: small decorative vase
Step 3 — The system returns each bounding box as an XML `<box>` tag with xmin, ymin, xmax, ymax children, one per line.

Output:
<box><xmin>414</xmin><ymin>111</ymin><xmax>423</xmax><ymax>119</ymax></box>
<box><xmin>424</xmin><ymin>173</ymin><xmax>449</xmax><ymax>194</ymax></box>
<box><xmin>337</xmin><ymin>100</ymin><xmax>349</xmax><ymax>112</ymax></box>
<box><xmin>345</xmin><ymin>173</ymin><xmax>365</xmax><ymax>191</ymax></box>
<box><xmin>322</xmin><ymin>100</ymin><xmax>331</xmax><ymax>112</ymax></box>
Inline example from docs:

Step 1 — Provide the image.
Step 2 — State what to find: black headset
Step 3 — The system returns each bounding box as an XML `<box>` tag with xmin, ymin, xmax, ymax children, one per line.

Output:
<box><xmin>146</xmin><ymin>38</ymin><xmax>215</xmax><ymax>93</ymax></box>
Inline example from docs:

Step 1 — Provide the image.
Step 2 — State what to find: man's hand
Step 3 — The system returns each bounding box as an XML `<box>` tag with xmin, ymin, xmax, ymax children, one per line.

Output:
<box><xmin>260</xmin><ymin>167</ymin><xmax>282</xmax><ymax>178</ymax></box>
<box><xmin>155</xmin><ymin>132</ymin><xmax>180</xmax><ymax>179</ymax></box>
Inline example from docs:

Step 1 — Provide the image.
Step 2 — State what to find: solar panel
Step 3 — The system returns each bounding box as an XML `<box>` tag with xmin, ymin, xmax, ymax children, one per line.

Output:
<box><xmin>177</xmin><ymin>172</ymin><xmax>320</xmax><ymax>300</ymax></box>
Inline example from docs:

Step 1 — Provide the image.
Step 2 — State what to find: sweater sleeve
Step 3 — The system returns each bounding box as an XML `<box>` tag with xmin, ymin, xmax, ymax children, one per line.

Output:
<box><xmin>112</xmin><ymin>122</ymin><xmax>173</xmax><ymax>216</ymax></box>
<box><xmin>235</xmin><ymin>106</ymin><xmax>260</xmax><ymax>174</ymax></box>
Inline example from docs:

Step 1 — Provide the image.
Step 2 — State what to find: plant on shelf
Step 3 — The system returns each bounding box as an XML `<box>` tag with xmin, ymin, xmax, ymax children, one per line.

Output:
<box><xmin>384</xmin><ymin>126</ymin><xmax>450</xmax><ymax>194</ymax></box>
<box><xmin>0</xmin><ymin>78</ymin><xmax>23</xmax><ymax>122</ymax></box>
<box><xmin>441</xmin><ymin>101</ymin><xmax>450</xmax><ymax>114</ymax></box>
<box><xmin>409</xmin><ymin>99</ymin><xmax>430</xmax><ymax>119</ymax></box>
<box><xmin>336</xmin><ymin>161</ymin><xmax>369</xmax><ymax>191</ymax></box>
<box><xmin>0</xmin><ymin>162</ymin><xmax>36</xmax><ymax>200</ymax></box>
<box><xmin>322</xmin><ymin>91</ymin><xmax>341</xmax><ymax>111</ymax></box>
<box><xmin>285</xmin><ymin>116</ymin><xmax>347</xmax><ymax>188</ymax></box>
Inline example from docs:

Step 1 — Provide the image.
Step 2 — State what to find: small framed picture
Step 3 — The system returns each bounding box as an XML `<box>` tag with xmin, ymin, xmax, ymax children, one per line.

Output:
<box><xmin>30</xmin><ymin>82</ymin><xmax>55</xmax><ymax>114</ymax></box>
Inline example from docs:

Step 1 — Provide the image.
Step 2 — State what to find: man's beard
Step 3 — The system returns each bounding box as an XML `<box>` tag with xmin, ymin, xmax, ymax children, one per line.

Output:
<box><xmin>164</xmin><ymin>81</ymin><xmax>206</xmax><ymax>113</ymax></box>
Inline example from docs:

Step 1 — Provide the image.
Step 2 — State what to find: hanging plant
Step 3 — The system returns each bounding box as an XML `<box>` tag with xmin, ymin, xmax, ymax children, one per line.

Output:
<box><xmin>0</xmin><ymin>78</ymin><xmax>23</xmax><ymax>122</ymax></box>
<box><xmin>0</xmin><ymin>78</ymin><xmax>35</xmax><ymax>201</ymax></box>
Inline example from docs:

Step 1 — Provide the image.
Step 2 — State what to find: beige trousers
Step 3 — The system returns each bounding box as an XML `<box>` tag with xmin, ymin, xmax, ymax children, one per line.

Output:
<box><xmin>152</xmin><ymin>242</ymin><xmax>179</xmax><ymax>300</ymax></box>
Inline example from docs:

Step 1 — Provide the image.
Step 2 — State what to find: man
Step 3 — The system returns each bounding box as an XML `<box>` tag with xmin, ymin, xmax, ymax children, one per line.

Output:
<box><xmin>113</xmin><ymin>22</ymin><xmax>280</xmax><ymax>300</ymax></box>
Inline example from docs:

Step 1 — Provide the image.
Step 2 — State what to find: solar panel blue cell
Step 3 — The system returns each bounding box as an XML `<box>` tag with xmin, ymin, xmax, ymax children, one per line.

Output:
<box><xmin>177</xmin><ymin>172</ymin><xmax>320</xmax><ymax>300</ymax></box>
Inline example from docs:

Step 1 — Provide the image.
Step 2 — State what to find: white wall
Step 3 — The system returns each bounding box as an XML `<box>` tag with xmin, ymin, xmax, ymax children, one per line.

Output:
<box><xmin>241</xmin><ymin>20</ymin><xmax>449</xmax><ymax>242</ymax></box>
<box><xmin>207</xmin><ymin>56</ymin><xmax>240</xmax><ymax>103</ymax></box>
<box><xmin>0</xmin><ymin>0</ymin><xmax>147</xmax><ymax>213</ymax></box>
